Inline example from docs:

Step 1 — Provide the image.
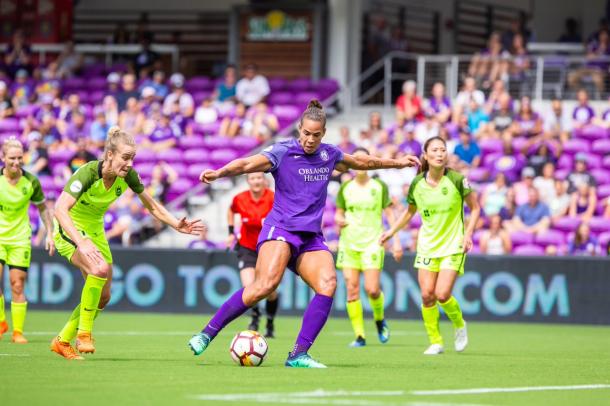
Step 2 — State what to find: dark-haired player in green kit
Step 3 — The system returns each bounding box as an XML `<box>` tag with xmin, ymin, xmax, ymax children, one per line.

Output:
<box><xmin>381</xmin><ymin>136</ymin><xmax>480</xmax><ymax>355</ymax></box>
<box><xmin>0</xmin><ymin>138</ymin><xmax>55</xmax><ymax>344</ymax></box>
<box><xmin>50</xmin><ymin>126</ymin><xmax>205</xmax><ymax>360</ymax></box>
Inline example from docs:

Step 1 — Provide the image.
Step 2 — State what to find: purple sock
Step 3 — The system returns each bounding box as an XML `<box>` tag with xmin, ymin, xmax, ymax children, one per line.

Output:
<box><xmin>290</xmin><ymin>293</ymin><xmax>333</xmax><ymax>357</ymax></box>
<box><xmin>203</xmin><ymin>288</ymin><xmax>249</xmax><ymax>339</ymax></box>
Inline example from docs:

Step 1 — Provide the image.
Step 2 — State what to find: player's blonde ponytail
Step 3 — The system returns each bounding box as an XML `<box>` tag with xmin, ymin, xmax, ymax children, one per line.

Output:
<box><xmin>103</xmin><ymin>126</ymin><xmax>135</xmax><ymax>159</ymax></box>
<box><xmin>1</xmin><ymin>136</ymin><xmax>23</xmax><ymax>155</ymax></box>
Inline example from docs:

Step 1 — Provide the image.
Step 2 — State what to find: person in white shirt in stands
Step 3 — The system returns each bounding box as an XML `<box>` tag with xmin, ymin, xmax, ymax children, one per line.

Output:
<box><xmin>452</xmin><ymin>76</ymin><xmax>485</xmax><ymax>123</ymax></box>
<box><xmin>479</xmin><ymin>214</ymin><xmax>512</xmax><ymax>255</ymax></box>
<box><xmin>163</xmin><ymin>73</ymin><xmax>194</xmax><ymax>118</ymax></box>
<box><xmin>543</xmin><ymin>99</ymin><xmax>573</xmax><ymax>143</ymax></box>
<box><xmin>236</xmin><ymin>64</ymin><xmax>270</xmax><ymax>108</ymax></box>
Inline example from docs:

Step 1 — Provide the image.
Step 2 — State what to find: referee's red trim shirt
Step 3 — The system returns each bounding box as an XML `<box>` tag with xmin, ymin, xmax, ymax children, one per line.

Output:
<box><xmin>231</xmin><ymin>188</ymin><xmax>274</xmax><ymax>251</ymax></box>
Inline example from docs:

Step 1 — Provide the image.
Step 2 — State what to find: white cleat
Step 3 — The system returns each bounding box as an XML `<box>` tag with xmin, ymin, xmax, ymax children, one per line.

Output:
<box><xmin>423</xmin><ymin>343</ymin><xmax>444</xmax><ymax>355</ymax></box>
<box><xmin>454</xmin><ymin>322</ymin><xmax>468</xmax><ymax>352</ymax></box>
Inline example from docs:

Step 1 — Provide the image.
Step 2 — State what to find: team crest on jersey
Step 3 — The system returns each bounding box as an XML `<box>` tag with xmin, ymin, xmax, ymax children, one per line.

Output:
<box><xmin>320</xmin><ymin>149</ymin><xmax>329</xmax><ymax>161</ymax></box>
<box><xmin>441</xmin><ymin>186</ymin><xmax>448</xmax><ymax>195</ymax></box>
<box><xmin>116</xmin><ymin>186</ymin><xmax>122</xmax><ymax>196</ymax></box>
<box><xmin>21</xmin><ymin>186</ymin><xmax>27</xmax><ymax>195</ymax></box>
<box><xmin>370</xmin><ymin>188</ymin><xmax>377</xmax><ymax>196</ymax></box>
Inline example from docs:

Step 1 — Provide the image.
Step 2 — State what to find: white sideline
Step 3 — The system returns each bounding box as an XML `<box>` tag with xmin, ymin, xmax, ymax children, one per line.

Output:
<box><xmin>411</xmin><ymin>384</ymin><xmax>610</xmax><ymax>396</ymax></box>
<box><xmin>0</xmin><ymin>353</ymin><xmax>30</xmax><ymax>357</ymax></box>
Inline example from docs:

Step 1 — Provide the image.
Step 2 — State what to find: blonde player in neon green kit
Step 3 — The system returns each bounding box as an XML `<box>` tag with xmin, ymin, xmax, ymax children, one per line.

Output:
<box><xmin>335</xmin><ymin>148</ymin><xmax>403</xmax><ymax>347</ymax></box>
<box><xmin>50</xmin><ymin>126</ymin><xmax>205</xmax><ymax>360</ymax></box>
<box><xmin>0</xmin><ymin>138</ymin><xmax>55</xmax><ymax>344</ymax></box>
<box><xmin>381</xmin><ymin>136</ymin><xmax>480</xmax><ymax>355</ymax></box>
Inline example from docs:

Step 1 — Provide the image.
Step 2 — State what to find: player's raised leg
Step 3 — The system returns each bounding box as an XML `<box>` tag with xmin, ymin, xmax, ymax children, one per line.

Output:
<box><xmin>343</xmin><ymin>267</ymin><xmax>366</xmax><ymax>347</ymax></box>
<box><xmin>9</xmin><ymin>268</ymin><xmax>28</xmax><ymax>343</ymax></box>
<box><xmin>286</xmin><ymin>250</ymin><xmax>336</xmax><ymax>368</ymax></box>
<box><xmin>419</xmin><ymin>268</ymin><xmax>444</xmax><ymax>355</ymax></box>
<box><xmin>239</xmin><ymin>266</ymin><xmax>260</xmax><ymax>331</ymax></box>
<box><xmin>364</xmin><ymin>269</ymin><xmax>389</xmax><ymax>344</ymax></box>
<box><xmin>436</xmin><ymin>268</ymin><xmax>467</xmax><ymax>352</ymax></box>
<box><xmin>189</xmin><ymin>241</ymin><xmax>289</xmax><ymax>356</ymax></box>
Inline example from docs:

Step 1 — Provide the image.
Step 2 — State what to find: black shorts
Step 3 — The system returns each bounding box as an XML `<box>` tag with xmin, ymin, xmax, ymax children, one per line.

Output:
<box><xmin>236</xmin><ymin>244</ymin><xmax>258</xmax><ymax>270</ymax></box>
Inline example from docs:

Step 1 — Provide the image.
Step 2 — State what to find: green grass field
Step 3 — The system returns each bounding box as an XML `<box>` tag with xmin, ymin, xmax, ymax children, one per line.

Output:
<box><xmin>1</xmin><ymin>311</ymin><xmax>609</xmax><ymax>406</ymax></box>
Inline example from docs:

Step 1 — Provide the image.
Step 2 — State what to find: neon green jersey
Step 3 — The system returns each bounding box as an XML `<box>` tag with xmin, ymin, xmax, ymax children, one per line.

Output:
<box><xmin>64</xmin><ymin>161</ymin><xmax>144</xmax><ymax>232</ymax></box>
<box><xmin>407</xmin><ymin>169</ymin><xmax>472</xmax><ymax>257</ymax></box>
<box><xmin>336</xmin><ymin>177</ymin><xmax>391</xmax><ymax>251</ymax></box>
<box><xmin>0</xmin><ymin>169</ymin><xmax>45</xmax><ymax>244</ymax></box>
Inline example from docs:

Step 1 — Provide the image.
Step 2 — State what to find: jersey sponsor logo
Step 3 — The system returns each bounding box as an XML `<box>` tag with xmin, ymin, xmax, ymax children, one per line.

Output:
<box><xmin>320</xmin><ymin>150</ymin><xmax>329</xmax><ymax>161</ymax></box>
<box><xmin>441</xmin><ymin>186</ymin><xmax>448</xmax><ymax>195</ymax></box>
<box><xmin>70</xmin><ymin>180</ymin><xmax>83</xmax><ymax>194</ymax></box>
<box><xmin>298</xmin><ymin>166</ymin><xmax>330</xmax><ymax>182</ymax></box>
<box><xmin>116</xmin><ymin>186</ymin><xmax>123</xmax><ymax>197</ymax></box>
<box><xmin>21</xmin><ymin>186</ymin><xmax>27</xmax><ymax>195</ymax></box>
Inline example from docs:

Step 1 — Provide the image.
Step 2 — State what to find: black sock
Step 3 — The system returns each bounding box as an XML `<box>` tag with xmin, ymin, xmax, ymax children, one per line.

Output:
<box><xmin>265</xmin><ymin>297</ymin><xmax>279</xmax><ymax>319</ymax></box>
<box><xmin>251</xmin><ymin>305</ymin><xmax>260</xmax><ymax>320</ymax></box>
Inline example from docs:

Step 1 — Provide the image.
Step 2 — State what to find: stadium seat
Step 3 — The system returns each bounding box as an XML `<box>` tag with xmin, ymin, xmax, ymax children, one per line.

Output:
<box><xmin>513</xmin><ymin>244</ymin><xmax>545</xmax><ymax>256</ymax></box>
<box><xmin>591</xmin><ymin>169</ymin><xmax>610</xmax><ymax>185</ymax></box>
<box><xmin>510</xmin><ymin>231</ymin><xmax>535</xmax><ymax>247</ymax></box>
<box><xmin>231</xmin><ymin>136</ymin><xmax>260</xmax><ymax>152</ymax></box>
<box><xmin>210</xmin><ymin>149</ymin><xmax>239</xmax><ymax>166</ymax></box>
<box><xmin>557</xmin><ymin>154</ymin><xmax>573</xmax><ymax>170</ymax></box>
<box><xmin>183</xmin><ymin>148</ymin><xmax>210</xmax><ymax>164</ymax></box>
<box><xmin>562</xmin><ymin>139</ymin><xmax>590</xmax><ymax>155</ymax></box>
<box><xmin>535</xmin><ymin>229</ymin><xmax>566</xmax><ymax>247</ymax></box>
<box><xmin>598</xmin><ymin>231</ymin><xmax>610</xmax><ymax>249</ymax></box>
<box><xmin>178</xmin><ymin>135</ymin><xmax>206</xmax><ymax>149</ymax></box>
<box><xmin>597</xmin><ymin>184</ymin><xmax>610</xmax><ymax>199</ymax></box>
<box><xmin>479</xmin><ymin>139</ymin><xmax>504</xmax><ymax>154</ymax></box>
<box><xmin>155</xmin><ymin>149</ymin><xmax>183</xmax><ymax>163</ymax></box>
<box><xmin>552</xmin><ymin>217</ymin><xmax>581</xmax><ymax>233</ymax></box>
<box><xmin>592</xmin><ymin>139</ymin><xmax>610</xmax><ymax>156</ymax></box>
<box><xmin>468</xmin><ymin>167</ymin><xmax>489</xmax><ymax>182</ymax></box>
<box><xmin>136</xmin><ymin>149</ymin><xmax>157</xmax><ymax>163</ymax></box>
<box><xmin>203</xmin><ymin>135</ymin><xmax>232</xmax><ymax>150</ymax></box>
<box><xmin>587</xmin><ymin>217</ymin><xmax>610</xmax><ymax>234</ymax></box>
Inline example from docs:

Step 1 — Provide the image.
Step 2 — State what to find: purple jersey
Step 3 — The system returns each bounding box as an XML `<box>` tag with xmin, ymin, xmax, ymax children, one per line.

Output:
<box><xmin>262</xmin><ymin>139</ymin><xmax>344</xmax><ymax>233</ymax></box>
<box><xmin>572</xmin><ymin>105</ymin><xmax>595</xmax><ymax>124</ymax></box>
<box><xmin>427</xmin><ymin>97</ymin><xmax>451</xmax><ymax>114</ymax></box>
<box><xmin>602</xmin><ymin>109</ymin><xmax>610</xmax><ymax>122</ymax></box>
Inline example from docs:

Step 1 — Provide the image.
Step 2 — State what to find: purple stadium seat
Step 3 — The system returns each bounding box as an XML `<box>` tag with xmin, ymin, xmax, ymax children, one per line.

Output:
<box><xmin>604</xmin><ymin>155</ymin><xmax>610</xmax><ymax>170</ymax></box>
<box><xmin>513</xmin><ymin>244</ymin><xmax>545</xmax><ymax>256</ymax></box>
<box><xmin>554</xmin><ymin>168</ymin><xmax>570</xmax><ymax>180</ymax></box>
<box><xmin>588</xmin><ymin>216</ymin><xmax>610</xmax><ymax>233</ymax></box>
<box><xmin>468</xmin><ymin>167</ymin><xmax>489</xmax><ymax>182</ymax></box>
<box><xmin>192</xmin><ymin>91</ymin><xmax>213</xmax><ymax>105</ymax></box>
<box><xmin>584</xmin><ymin>153</ymin><xmax>602</xmax><ymax>169</ymax></box>
<box><xmin>203</xmin><ymin>135</ymin><xmax>232</xmax><ymax>150</ymax></box>
<box><xmin>591</xmin><ymin>168</ymin><xmax>610</xmax><ymax>185</ymax></box>
<box><xmin>134</xmin><ymin>162</ymin><xmax>156</xmax><ymax>178</ymax></box>
<box><xmin>576</xmin><ymin>125</ymin><xmax>608</xmax><ymax>141</ymax></box>
<box><xmin>592</xmin><ymin>139</ymin><xmax>610</xmax><ymax>155</ymax></box>
<box><xmin>268</xmin><ymin>92</ymin><xmax>293</xmax><ymax>105</ymax></box>
<box><xmin>510</xmin><ymin>230</ymin><xmax>535</xmax><ymax>246</ymax></box>
<box><xmin>187</xmin><ymin>163</ymin><xmax>210</xmax><ymax>180</ymax></box>
<box><xmin>168</xmin><ymin>178</ymin><xmax>193</xmax><ymax>194</ymax></box>
<box><xmin>535</xmin><ymin>229</ymin><xmax>566</xmax><ymax>247</ymax></box>
<box><xmin>552</xmin><ymin>216</ymin><xmax>581</xmax><ymax>233</ymax></box>
<box><xmin>479</xmin><ymin>139</ymin><xmax>504</xmax><ymax>154</ymax></box>
<box><xmin>512</xmin><ymin>137</ymin><xmax>529</xmax><ymax>152</ymax></box>
<box><xmin>598</xmin><ymin>231</ymin><xmax>610</xmax><ymax>249</ymax></box>
<box><xmin>183</xmin><ymin>148</ymin><xmax>210</xmax><ymax>164</ymax></box>
<box><xmin>186</xmin><ymin>76</ymin><xmax>213</xmax><ymax>91</ymax></box>
<box><xmin>557</xmin><ymin>154</ymin><xmax>573</xmax><ymax>170</ymax></box>
<box><xmin>472</xmin><ymin>229</ymin><xmax>484</xmax><ymax>244</ymax></box>
<box><xmin>268</xmin><ymin>77</ymin><xmax>287</xmax><ymax>91</ymax></box>
<box><xmin>210</xmin><ymin>149</ymin><xmax>239</xmax><ymax>166</ymax></box>
<box><xmin>562</xmin><ymin>139</ymin><xmax>590</xmax><ymax>155</ymax></box>
<box><xmin>62</xmin><ymin>77</ymin><xmax>85</xmax><ymax>91</ymax></box>
<box><xmin>178</xmin><ymin>135</ymin><xmax>206</xmax><ymax>149</ymax></box>
<box><xmin>89</xmin><ymin>90</ymin><xmax>106</xmax><ymax>105</ymax></box>
<box><xmin>49</xmin><ymin>149</ymin><xmax>73</xmax><ymax>163</ymax></box>
<box><xmin>296</xmin><ymin>91</ymin><xmax>322</xmax><ymax>106</ymax></box>
<box><xmin>155</xmin><ymin>148</ymin><xmax>183</xmax><ymax>163</ymax></box>
<box><xmin>192</xmin><ymin>122</ymin><xmax>221</xmax><ymax>136</ymax></box>
<box><xmin>136</xmin><ymin>149</ymin><xmax>156</xmax><ymax>163</ymax></box>
<box><xmin>0</xmin><ymin>118</ymin><xmax>20</xmax><ymax>132</ymax></box>
<box><xmin>86</xmin><ymin>77</ymin><xmax>107</xmax><ymax>90</ymax></box>
<box><xmin>231</xmin><ymin>136</ymin><xmax>259</xmax><ymax>152</ymax></box>
<box><xmin>597</xmin><ymin>184</ymin><xmax>610</xmax><ymax>199</ymax></box>
<box><xmin>272</xmin><ymin>105</ymin><xmax>300</xmax><ymax>121</ymax></box>
<box><xmin>51</xmin><ymin>163</ymin><xmax>66</xmax><ymax>178</ymax></box>
<box><xmin>289</xmin><ymin>78</ymin><xmax>312</xmax><ymax>91</ymax></box>
<box><xmin>482</xmin><ymin>153</ymin><xmax>503</xmax><ymax>168</ymax></box>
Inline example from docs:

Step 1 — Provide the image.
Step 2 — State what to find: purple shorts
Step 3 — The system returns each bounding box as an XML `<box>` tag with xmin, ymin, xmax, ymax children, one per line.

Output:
<box><xmin>257</xmin><ymin>223</ymin><xmax>330</xmax><ymax>271</ymax></box>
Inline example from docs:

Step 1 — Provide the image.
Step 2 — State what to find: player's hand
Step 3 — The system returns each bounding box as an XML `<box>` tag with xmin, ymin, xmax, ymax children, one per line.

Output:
<box><xmin>175</xmin><ymin>217</ymin><xmax>206</xmax><ymax>235</ymax></box>
<box><xmin>392</xmin><ymin>240</ymin><xmax>404</xmax><ymax>262</ymax></box>
<box><xmin>399</xmin><ymin>155</ymin><xmax>421</xmax><ymax>168</ymax></box>
<box><xmin>379</xmin><ymin>230</ymin><xmax>394</xmax><ymax>245</ymax></box>
<box><xmin>45</xmin><ymin>232</ymin><xmax>55</xmax><ymax>256</ymax></box>
<box><xmin>77</xmin><ymin>239</ymin><xmax>105</xmax><ymax>266</ymax></box>
<box><xmin>463</xmin><ymin>233</ymin><xmax>473</xmax><ymax>253</ymax></box>
<box><xmin>226</xmin><ymin>233</ymin><xmax>236</xmax><ymax>249</ymax></box>
<box><xmin>199</xmin><ymin>169</ymin><xmax>219</xmax><ymax>184</ymax></box>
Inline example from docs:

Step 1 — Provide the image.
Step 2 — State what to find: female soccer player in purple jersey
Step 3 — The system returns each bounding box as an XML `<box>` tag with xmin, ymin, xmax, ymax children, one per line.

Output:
<box><xmin>188</xmin><ymin>100</ymin><xmax>420</xmax><ymax>368</ymax></box>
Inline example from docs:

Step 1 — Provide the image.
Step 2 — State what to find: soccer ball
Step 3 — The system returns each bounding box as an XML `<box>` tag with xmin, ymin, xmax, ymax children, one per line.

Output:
<box><xmin>229</xmin><ymin>330</ymin><xmax>268</xmax><ymax>366</ymax></box>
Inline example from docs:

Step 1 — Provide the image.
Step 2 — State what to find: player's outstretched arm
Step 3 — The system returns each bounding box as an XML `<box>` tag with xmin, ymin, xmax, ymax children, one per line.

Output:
<box><xmin>199</xmin><ymin>154</ymin><xmax>272</xmax><ymax>184</ymax></box>
<box><xmin>379</xmin><ymin>204</ymin><xmax>417</xmax><ymax>245</ymax></box>
<box><xmin>336</xmin><ymin>153</ymin><xmax>420</xmax><ymax>172</ymax></box>
<box><xmin>137</xmin><ymin>191</ymin><xmax>206</xmax><ymax>235</ymax></box>
<box><xmin>36</xmin><ymin>201</ymin><xmax>55</xmax><ymax>256</ymax></box>
<box><xmin>463</xmin><ymin>192</ymin><xmax>481</xmax><ymax>253</ymax></box>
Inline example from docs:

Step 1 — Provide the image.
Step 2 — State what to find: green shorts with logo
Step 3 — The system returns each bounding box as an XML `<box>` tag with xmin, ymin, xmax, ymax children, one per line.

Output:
<box><xmin>53</xmin><ymin>219</ymin><xmax>113</xmax><ymax>264</ymax></box>
<box><xmin>336</xmin><ymin>243</ymin><xmax>385</xmax><ymax>271</ymax></box>
<box><xmin>414</xmin><ymin>252</ymin><xmax>465</xmax><ymax>275</ymax></box>
<box><xmin>0</xmin><ymin>241</ymin><xmax>31</xmax><ymax>270</ymax></box>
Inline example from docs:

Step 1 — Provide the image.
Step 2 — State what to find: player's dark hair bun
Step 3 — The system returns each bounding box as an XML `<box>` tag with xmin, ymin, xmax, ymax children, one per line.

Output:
<box><xmin>307</xmin><ymin>99</ymin><xmax>323</xmax><ymax>109</ymax></box>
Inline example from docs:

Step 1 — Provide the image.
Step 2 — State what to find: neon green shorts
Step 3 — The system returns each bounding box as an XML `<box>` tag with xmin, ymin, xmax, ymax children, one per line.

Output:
<box><xmin>0</xmin><ymin>241</ymin><xmax>31</xmax><ymax>270</ymax></box>
<box><xmin>53</xmin><ymin>220</ymin><xmax>113</xmax><ymax>264</ymax></box>
<box><xmin>414</xmin><ymin>253</ymin><xmax>466</xmax><ymax>275</ymax></box>
<box><xmin>336</xmin><ymin>243</ymin><xmax>385</xmax><ymax>271</ymax></box>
